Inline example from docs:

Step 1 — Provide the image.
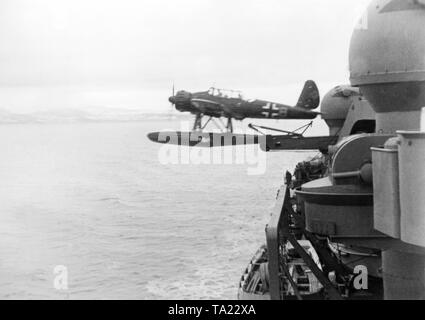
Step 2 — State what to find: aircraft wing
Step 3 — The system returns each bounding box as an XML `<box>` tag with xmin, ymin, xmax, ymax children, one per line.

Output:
<box><xmin>191</xmin><ymin>99</ymin><xmax>223</xmax><ymax>116</ymax></box>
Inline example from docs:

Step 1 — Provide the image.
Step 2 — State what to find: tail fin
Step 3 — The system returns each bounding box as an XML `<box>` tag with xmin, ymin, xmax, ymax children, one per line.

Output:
<box><xmin>296</xmin><ymin>80</ymin><xmax>320</xmax><ymax>110</ymax></box>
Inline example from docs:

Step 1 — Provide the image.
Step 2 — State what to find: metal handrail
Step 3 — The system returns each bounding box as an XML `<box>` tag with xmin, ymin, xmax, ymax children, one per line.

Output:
<box><xmin>265</xmin><ymin>183</ymin><xmax>343</xmax><ymax>300</ymax></box>
<box><xmin>265</xmin><ymin>186</ymin><xmax>287</xmax><ymax>300</ymax></box>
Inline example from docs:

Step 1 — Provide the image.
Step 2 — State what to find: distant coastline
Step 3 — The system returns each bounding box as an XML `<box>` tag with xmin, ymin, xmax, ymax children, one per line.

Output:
<box><xmin>0</xmin><ymin>107</ymin><xmax>191</xmax><ymax>124</ymax></box>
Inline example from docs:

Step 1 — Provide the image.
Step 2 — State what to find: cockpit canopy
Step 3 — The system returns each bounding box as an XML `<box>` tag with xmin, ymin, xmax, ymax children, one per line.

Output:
<box><xmin>207</xmin><ymin>87</ymin><xmax>244</xmax><ymax>99</ymax></box>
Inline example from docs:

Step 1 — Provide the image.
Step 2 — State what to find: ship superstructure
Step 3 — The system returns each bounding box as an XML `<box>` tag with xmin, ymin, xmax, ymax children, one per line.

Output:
<box><xmin>240</xmin><ymin>0</ymin><xmax>425</xmax><ymax>300</ymax></box>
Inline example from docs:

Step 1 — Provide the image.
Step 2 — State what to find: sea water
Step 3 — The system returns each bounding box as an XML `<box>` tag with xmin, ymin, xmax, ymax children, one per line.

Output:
<box><xmin>0</xmin><ymin>120</ymin><xmax>316</xmax><ymax>299</ymax></box>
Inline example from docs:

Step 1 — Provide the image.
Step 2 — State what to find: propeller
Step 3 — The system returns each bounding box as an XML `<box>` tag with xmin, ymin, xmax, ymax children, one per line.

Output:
<box><xmin>169</xmin><ymin>83</ymin><xmax>176</xmax><ymax>111</ymax></box>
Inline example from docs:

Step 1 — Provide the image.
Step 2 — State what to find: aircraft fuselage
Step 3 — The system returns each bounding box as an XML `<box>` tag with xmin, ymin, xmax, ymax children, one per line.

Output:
<box><xmin>170</xmin><ymin>91</ymin><xmax>318</xmax><ymax>121</ymax></box>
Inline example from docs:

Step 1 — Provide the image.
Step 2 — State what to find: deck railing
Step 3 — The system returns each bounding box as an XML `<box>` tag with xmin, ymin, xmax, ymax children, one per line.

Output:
<box><xmin>265</xmin><ymin>183</ymin><xmax>343</xmax><ymax>300</ymax></box>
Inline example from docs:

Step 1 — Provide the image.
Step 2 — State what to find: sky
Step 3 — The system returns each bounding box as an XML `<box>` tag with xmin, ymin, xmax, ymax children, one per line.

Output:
<box><xmin>0</xmin><ymin>0</ymin><xmax>371</xmax><ymax>113</ymax></box>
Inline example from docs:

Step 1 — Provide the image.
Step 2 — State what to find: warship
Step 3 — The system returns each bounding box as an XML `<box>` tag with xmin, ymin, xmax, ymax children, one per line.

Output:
<box><xmin>147</xmin><ymin>0</ymin><xmax>425</xmax><ymax>300</ymax></box>
<box><xmin>239</xmin><ymin>0</ymin><xmax>425</xmax><ymax>300</ymax></box>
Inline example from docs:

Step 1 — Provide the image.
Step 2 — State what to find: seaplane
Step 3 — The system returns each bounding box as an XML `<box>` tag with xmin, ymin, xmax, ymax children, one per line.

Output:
<box><xmin>147</xmin><ymin>81</ymin><xmax>338</xmax><ymax>152</ymax></box>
